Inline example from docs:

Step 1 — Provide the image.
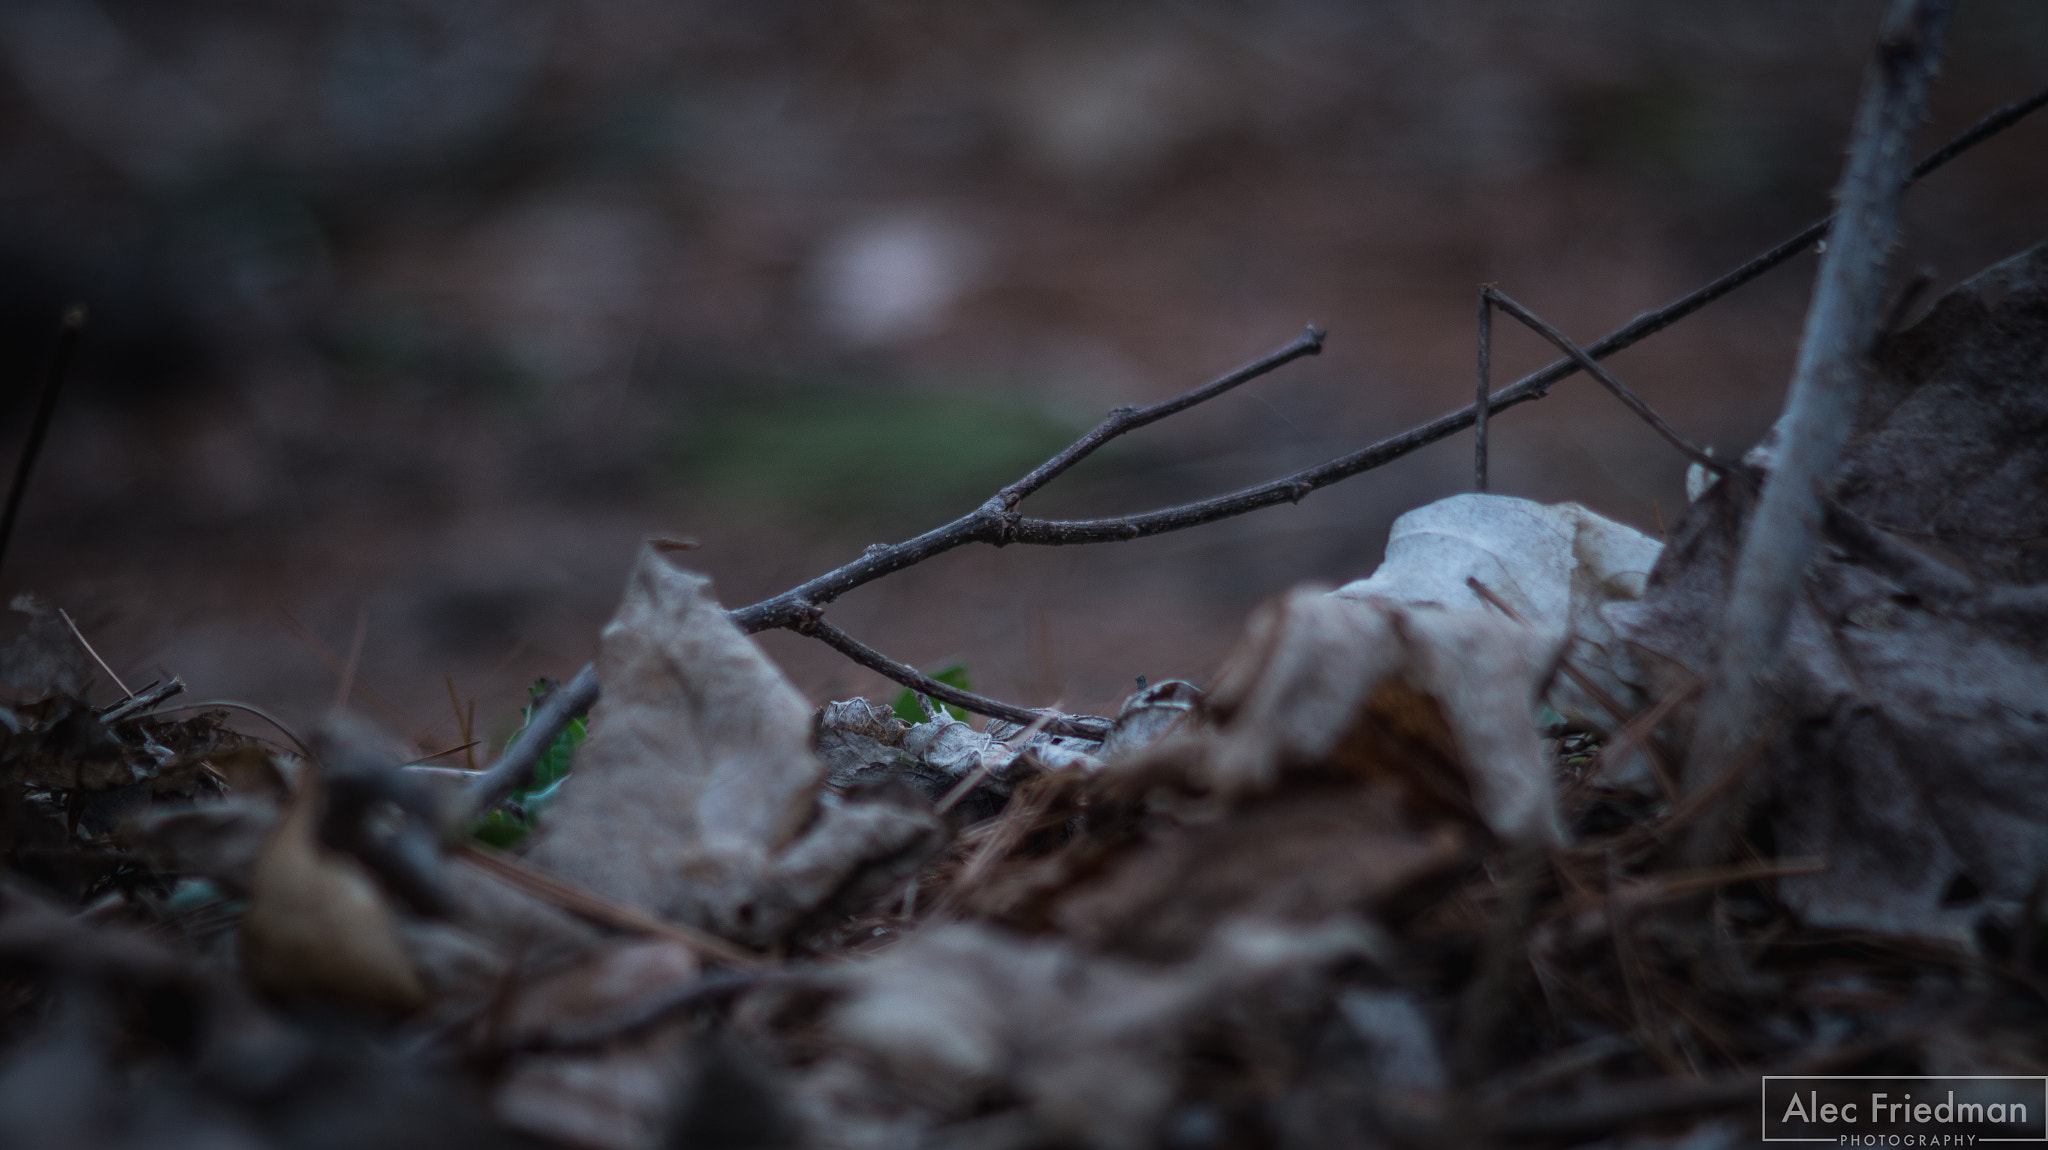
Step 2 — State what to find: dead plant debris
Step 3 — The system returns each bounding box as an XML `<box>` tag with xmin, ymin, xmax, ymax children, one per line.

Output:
<box><xmin>4</xmin><ymin>155</ymin><xmax>2048</xmax><ymax>1150</ymax></box>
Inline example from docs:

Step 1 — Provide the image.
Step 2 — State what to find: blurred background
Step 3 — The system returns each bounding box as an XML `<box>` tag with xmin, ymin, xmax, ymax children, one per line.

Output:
<box><xmin>1</xmin><ymin>0</ymin><xmax>2042</xmax><ymax>751</ymax></box>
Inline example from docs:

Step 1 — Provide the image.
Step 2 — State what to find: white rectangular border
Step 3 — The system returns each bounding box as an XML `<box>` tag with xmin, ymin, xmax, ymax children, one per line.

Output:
<box><xmin>1762</xmin><ymin>1075</ymin><xmax>2048</xmax><ymax>1142</ymax></box>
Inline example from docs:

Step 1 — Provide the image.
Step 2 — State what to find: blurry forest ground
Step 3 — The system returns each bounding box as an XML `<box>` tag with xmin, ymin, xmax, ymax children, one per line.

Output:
<box><xmin>1</xmin><ymin>0</ymin><xmax>2044</xmax><ymax>750</ymax></box>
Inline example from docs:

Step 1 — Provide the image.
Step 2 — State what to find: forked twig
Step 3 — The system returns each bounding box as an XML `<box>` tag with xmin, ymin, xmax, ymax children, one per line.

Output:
<box><xmin>1483</xmin><ymin>287</ymin><xmax>1731</xmax><ymax>478</ymax></box>
<box><xmin>727</xmin><ymin>325</ymin><xmax>1328</xmax><ymax>635</ymax></box>
<box><xmin>473</xmin><ymin>76</ymin><xmax>2045</xmax><ymax>802</ymax></box>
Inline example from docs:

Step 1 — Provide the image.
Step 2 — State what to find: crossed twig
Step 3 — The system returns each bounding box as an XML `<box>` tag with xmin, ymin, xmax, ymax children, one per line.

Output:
<box><xmin>460</xmin><ymin>78</ymin><xmax>2048</xmax><ymax>826</ymax></box>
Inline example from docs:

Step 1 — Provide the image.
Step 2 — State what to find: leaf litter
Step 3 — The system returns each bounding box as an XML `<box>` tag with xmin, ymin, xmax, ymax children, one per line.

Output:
<box><xmin>0</xmin><ymin>246</ymin><xmax>2046</xmax><ymax>1148</ymax></box>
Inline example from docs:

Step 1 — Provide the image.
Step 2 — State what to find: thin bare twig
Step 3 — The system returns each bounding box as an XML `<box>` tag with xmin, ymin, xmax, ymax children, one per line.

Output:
<box><xmin>994</xmin><ymin>325</ymin><xmax>1324</xmax><ymax>510</ymax></box>
<box><xmin>97</xmin><ymin>677</ymin><xmax>184</xmax><ymax>724</ymax></box>
<box><xmin>801</xmin><ymin>618</ymin><xmax>1109</xmax><ymax>739</ymax></box>
<box><xmin>728</xmin><ymin>326</ymin><xmax>1326</xmax><ymax>635</ymax></box>
<box><xmin>1474</xmin><ymin>286</ymin><xmax>1493</xmax><ymax>492</ymax></box>
<box><xmin>0</xmin><ymin>306</ymin><xmax>83</xmax><ymax>587</ymax></box>
<box><xmin>1483</xmin><ymin>287</ymin><xmax>1731</xmax><ymax>477</ymax></box>
<box><xmin>146</xmin><ymin>699</ymin><xmax>316</xmax><ymax>758</ymax></box>
<box><xmin>495</xmin><ymin>79</ymin><xmax>2046</xmax><ymax>777</ymax></box>
<box><xmin>1682</xmin><ymin>0</ymin><xmax>1956</xmax><ymax>867</ymax></box>
<box><xmin>332</xmin><ymin>605</ymin><xmax>368</xmax><ymax>716</ymax></box>
<box><xmin>453</xmin><ymin>842</ymin><xmax>763</xmax><ymax>968</ymax></box>
<box><xmin>457</xmin><ymin>663</ymin><xmax>601</xmax><ymax>830</ymax></box>
<box><xmin>56</xmin><ymin>607</ymin><xmax>132</xmax><ymax>698</ymax></box>
<box><xmin>969</xmin><ymin>78</ymin><xmax>2045</xmax><ymax>555</ymax></box>
<box><xmin>276</xmin><ymin>609</ymin><xmax>420</xmax><ymax>741</ymax></box>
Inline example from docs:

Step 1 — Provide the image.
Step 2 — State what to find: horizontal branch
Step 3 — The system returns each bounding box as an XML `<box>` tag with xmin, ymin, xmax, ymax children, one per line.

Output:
<box><xmin>799</xmin><ymin>617</ymin><xmax>1110</xmax><ymax>739</ymax></box>
<box><xmin>458</xmin><ymin>82</ymin><xmax>2047</xmax><ymax>822</ymax></box>
<box><xmin>730</xmin><ymin>81</ymin><xmax>2048</xmax><ymax>624</ymax></box>
<box><xmin>994</xmin><ymin>325</ymin><xmax>1324</xmax><ymax>510</ymax></box>
<box><xmin>729</xmin><ymin>327</ymin><xmax>1325</xmax><ymax>634</ymax></box>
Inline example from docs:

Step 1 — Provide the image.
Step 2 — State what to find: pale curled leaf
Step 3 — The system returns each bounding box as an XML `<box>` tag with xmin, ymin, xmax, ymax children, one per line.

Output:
<box><xmin>1170</xmin><ymin>580</ymin><xmax>1566</xmax><ymax>844</ymax></box>
<box><xmin>524</xmin><ymin>544</ymin><xmax>937</xmax><ymax>946</ymax></box>
<box><xmin>1333</xmin><ymin>493</ymin><xmax>1662</xmax><ymax>734</ymax></box>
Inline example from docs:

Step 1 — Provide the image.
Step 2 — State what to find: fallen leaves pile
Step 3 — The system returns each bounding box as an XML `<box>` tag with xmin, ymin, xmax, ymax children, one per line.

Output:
<box><xmin>3</xmin><ymin>244</ymin><xmax>2047</xmax><ymax>1149</ymax></box>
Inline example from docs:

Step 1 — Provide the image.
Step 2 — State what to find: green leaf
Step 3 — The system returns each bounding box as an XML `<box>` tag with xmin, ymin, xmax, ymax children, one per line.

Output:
<box><xmin>467</xmin><ymin>680</ymin><xmax>590</xmax><ymax>849</ymax></box>
<box><xmin>894</xmin><ymin>663</ymin><xmax>971</xmax><ymax>724</ymax></box>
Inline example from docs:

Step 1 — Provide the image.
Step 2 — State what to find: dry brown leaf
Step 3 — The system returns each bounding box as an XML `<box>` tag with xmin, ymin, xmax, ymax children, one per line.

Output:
<box><xmin>1611</xmin><ymin>241</ymin><xmax>2048</xmax><ymax>940</ymax></box>
<box><xmin>501</xmin><ymin>937</ymin><xmax>700</xmax><ymax>1049</ymax></box>
<box><xmin>1050</xmin><ymin>780</ymin><xmax>1465</xmax><ymax>961</ymax></box>
<box><xmin>239</xmin><ymin>770</ymin><xmax>428</xmax><ymax>1015</ymax></box>
<box><xmin>495</xmin><ymin>1021</ymin><xmax>695</xmax><ymax>1150</ymax></box>
<box><xmin>824</xmin><ymin>917</ymin><xmax>1374</xmax><ymax>1150</ymax></box>
<box><xmin>525</xmin><ymin>544</ymin><xmax>938</xmax><ymax>946</ymax></box>
<box><xmin>1161</xmin><ymin>584</ymin><xmax>1565</xmax><ymax>843</ymax></box>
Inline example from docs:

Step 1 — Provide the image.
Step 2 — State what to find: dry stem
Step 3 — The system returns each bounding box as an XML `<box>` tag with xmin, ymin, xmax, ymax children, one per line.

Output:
<box><xmin>1682</xmin><ymin>0</ymin><xmax>1956</xmax><ymax>866</ymax></box>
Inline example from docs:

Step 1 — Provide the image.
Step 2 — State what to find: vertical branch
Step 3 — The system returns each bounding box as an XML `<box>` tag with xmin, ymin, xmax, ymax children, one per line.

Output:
<box><xmin>1681</xmin><ymin>0</ymin><xmax>1956</xmax><ymax>865</ymax></box>
<box><xmin>1475</xmin><ymin>287</ymin><xmax>1493</xmax><ymax>492</ymax></box>
<box><xmin>0</xmin><ymin>306</ymin><xmax>85</xmax><ymax>586</ymax></box>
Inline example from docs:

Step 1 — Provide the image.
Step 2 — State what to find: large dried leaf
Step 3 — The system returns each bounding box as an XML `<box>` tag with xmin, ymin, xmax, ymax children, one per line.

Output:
<box><xmin>1334</xmin><ymin>493</ymin><xmax>1662</xmax><ymax>732</ymax></box>
<box><xmin>1049</xmin><ymin>780</ymin><xmax>1465</xmax><ymax>961</ymax></box>
<box><xmin>1611</xmin><ymin>241</ymin><xmax>2048</xmax><ymax>940</ymax></box>
<box><xmin>498</xmin><ymin>938</ymin><xmax>701</xmax><ymax>1050</ymax></box>
<box><xmin>526</xmin><ymin>544</ymin><xmax>938</xmax><ymax>946</ymax></box>
<box><xmin>495</xmin><ymin>1021</ymin><xmax>695</xmax><ymax>1150</ymax></box>
<box><xmin>823</xmin><ymin>917</ymin><xmax>1373</xmax><ymax>1150</ymax></box>
<box><xmin>1169</xmin><ymin>583</ymin><xmax>1565</xmax><ymax>843</ymax></box>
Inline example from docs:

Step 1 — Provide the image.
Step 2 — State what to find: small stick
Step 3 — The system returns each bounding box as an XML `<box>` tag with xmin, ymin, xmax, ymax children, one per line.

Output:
<box><xmin>507</xmin><ymin>81</ymin><xmax>2048</xmax><ymax>789</ymax></box>
<box><xmin>56</xmin><ymin>606</ymin><xmax>132</xmax><ymax>698</ymax></box>
<box><xmin>452</xmin><ymin>842</ymin><xmax>764</xmax><ymax>969</ymax></box>
<box><xmin>445</xmin><ymin>674</ymin><xmax>479</xmax><ymax>772</ymax></box>
<box><xmin>993</xmin><ymin>325</ymin><xmax>1324</xmax><ymax>510</ymax></box>
<box><xmin>1882</xmin><ymin>266</ymin><xmax>1935</xmax><ymax>335</ymax></box>
<box><xmin>1484</xmin><ymin>287</ymin><xmax>1729</xmax><ymax>477</ymax></box>
<box><xmin>1564</xmin><ymin>679</ymin><xmax>1700</xmax><ymax>804</ymax></box>
<box><xmin>456</xmin><ymin>662</ymin><xmax>601</xmax><ymax>829</ymax></box>
<box><xmin>726</xmin><ymin>81</ymin><xmax>2047</xmax><ymax>628</ymax></box>
<box><xmin>0</xmin><ymin>306</ymin><xmax>84</xmax><ymax>587</ymax></box>
<box><xmin>1475</xmin><ymin>286</ymin><xmax>1493</xmax><ymax>492</ymax></box>
<box><xmin>277</xmin><ymin>609</ymin><xmax>418</xmax><ymax>739</ymax></box>
<box><xmin>332</xmin><ymin>605</ymin><xmax>368</xmax><ymax>716</ymax></box>
<box><xmin>1604</xmin><ymin>852</ymin><xmax>1687</xmax><ymax>1077</ymax></box>
<box><xmin>97</xmin><ymin>677</ymin><xmax>184</xmax><ymax>724</ymax></box>
<box><xmin>1683</xmin><ymin>0</ymin><xmax>1956</xmax><ymax>867</ymax></box>
<box><xmin>148</xmin><ymin>699</ymin><xmax>317</xmax><ymax>758</ymax></box>
<box><xmin>408</xmin><ymin>740</ymin><xmax>481</xmax><ymax>764</ymax></box>
<box><xmin>802</xmin><ymin>618</ymin><xmax>1109</xmax><ymax>739</ymax></box>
